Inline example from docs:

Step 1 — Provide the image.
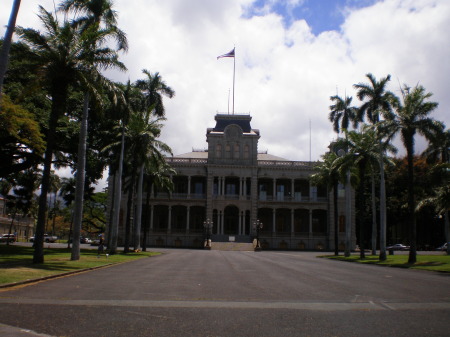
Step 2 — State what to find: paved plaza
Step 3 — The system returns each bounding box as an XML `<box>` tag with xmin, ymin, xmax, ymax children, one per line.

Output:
<box><xmin>0</xmin><ymin>249</ymin><xmax>449</xmax><ymax>336</ymax></box>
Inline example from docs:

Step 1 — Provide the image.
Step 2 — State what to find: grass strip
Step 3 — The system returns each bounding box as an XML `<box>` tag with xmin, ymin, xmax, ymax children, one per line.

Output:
<box><xmin>0</xmin><ymin>245</ymin><xmax>160</xmax><ymax>286</ymax></box>
<box><xmin>321</xmin><ymin>253</ymin><xmax>450</xmax><ymax>272</ymax></box>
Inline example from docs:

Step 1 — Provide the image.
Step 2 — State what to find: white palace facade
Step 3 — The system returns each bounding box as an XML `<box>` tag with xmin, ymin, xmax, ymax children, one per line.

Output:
<box><xmin>119</xmin><ymin>113</ymin><xmax>356</xmax><ymax>251</ymax></box>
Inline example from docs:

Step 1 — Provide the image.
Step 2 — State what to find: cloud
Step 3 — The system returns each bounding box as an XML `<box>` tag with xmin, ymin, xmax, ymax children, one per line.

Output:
<box><xmin>1</xmin><ymin>0</ymin><xmax>449</xmax><ymax>163</ymax></box>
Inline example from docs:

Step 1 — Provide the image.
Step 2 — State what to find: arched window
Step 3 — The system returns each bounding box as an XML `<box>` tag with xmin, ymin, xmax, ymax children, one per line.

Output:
<box><xmin>216</xmin><ymin>144</ymin><xmax>222</xmax><ymax>158</ymax></box>
<box><xmin>225</xmin><ymin>144</ymin><xmax>231</xmax><ymax>158</ymax></box>
<box><xmin>244</xmin><ymin>144</ymin><xmax>249</xmax><ymax>159</ymax></box>
<box><xmin>234</xmin><ymin>144</ymin><xmax>240</xmax><ymax>159</ymax></box>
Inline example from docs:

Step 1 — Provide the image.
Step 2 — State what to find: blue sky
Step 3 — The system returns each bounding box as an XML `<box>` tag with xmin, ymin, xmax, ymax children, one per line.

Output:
<box><xmin>244</xmin><ymin>0</ymin><xmax>380</xmax><ymax>34</ymax></box>
<box><xmin>1</xmin><ymin>0</ymin><xmax>449</xmax><ymax>167</ymax></box>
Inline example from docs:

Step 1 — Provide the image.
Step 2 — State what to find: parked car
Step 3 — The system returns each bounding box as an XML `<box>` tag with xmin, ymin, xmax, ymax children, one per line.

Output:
<box><xmin>386</xmin><ymin>243</ymin><xmax>410</xmax><ymax>251</ymax></box>
<box><xmin>29</xmin><ymin>234</ymin><xmax>58</xmax><ymax>243</ymax></box>
<box><xmin>80</xmin><ymin>237</ymin><xmax>92</xmax><ymax>244</ymax></box>
<box><xmin>68</xmin><ymin>237</ymin><xmax>92</xmax><ymax>244</ymax></box>
<box><xmin>436</xmin><ymin>243</ymin><xmax>448</xmax><ymax>251</ymax></box>
<box><xmin>0</xmin><ymin>234</ymin><xmax>16</xmax><ymax>243</ymax></box>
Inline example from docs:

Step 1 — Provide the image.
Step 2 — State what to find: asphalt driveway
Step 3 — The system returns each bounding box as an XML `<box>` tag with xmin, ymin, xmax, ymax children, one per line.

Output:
<box><xmin>0</xmin><ymin>249</ymin><xmax>449</xmax><ymax>336</ymax></box>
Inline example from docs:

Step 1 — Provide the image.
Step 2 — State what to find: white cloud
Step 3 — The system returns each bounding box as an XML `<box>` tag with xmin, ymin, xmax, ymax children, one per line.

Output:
<box><xmin>1</xmin><ymin>0</ymin><xmax>449</xmax><ymax>164</ymax></box>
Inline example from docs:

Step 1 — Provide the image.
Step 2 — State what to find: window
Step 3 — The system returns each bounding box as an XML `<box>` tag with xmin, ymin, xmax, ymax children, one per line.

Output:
<box><xmin>244</xmin><ymin>144</ymin><xmax>249</xmax><ymax>159</ymax></box>
<box><xmin>216</xmin><ymin>144</ymin><xmax>222</xmax><ymax>158</ymax></box>
<box><xmin>234</xmin><ymin>144</ymin><xmax>240</xmax><ymax>159</ymax></box>
<box><xmin>225</xmin><ymin>144</ymin><xmax>231</xmax><ymax>159</ymax></box>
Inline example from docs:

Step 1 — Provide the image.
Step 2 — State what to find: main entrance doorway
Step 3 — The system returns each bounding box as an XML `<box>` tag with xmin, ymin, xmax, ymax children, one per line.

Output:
<box><xmin>224</xmin><ymin>205</ymin><xmax>239</xmax><ymax>235</ymax></box>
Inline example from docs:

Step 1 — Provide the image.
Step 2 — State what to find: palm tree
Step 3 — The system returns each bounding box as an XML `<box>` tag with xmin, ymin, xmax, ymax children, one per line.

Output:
<box><xmin>311</xmin><ymin>151</ymin><xmax>341</xmax><ymax>255</ymax></box>
<box><xmin>422</xmin><ymin>128</ymin><xmax>450</xmax><ymax>250</ymax></box>
<box><xmin>17</xmin><ymin>6</ymin><xmax>125</xmax><ymax>263</ymax></box>
<box><xmin>329</xmin><ymin>95</ymin><xmax>358</xmax><ymax>134</ymax></box>
<box><xmin>338</xmin><ymin>127</ymin><xmax>386</xmax><ymax>259</ymax></box>
<box><xmin>142</xmin><ymin>160</ymin><xmax>175</xmax><ymax>252</ymax></box>
<box><xmin>328</xmin><ymin>94</ymin><xmax>358</xmax><ymax>256</ymax></box>
<box><xmin>130</xmin><ymin>113</ymin><xmax>172</xmax><ymax>251</ymax></box>
<box><xmin>353</xmin><ymin>73</ymin><xmax>398</xmax><ymax>261</ymax></box>
<box><xmin>422</xmin><ymin>129</ymin><xmax>450</xmax><ymax>164</ymax></box>
<box><xmin>135</xmin><ymin>69</ymin><xmax>175</xmax><ymax>117</ymax></box>
<box><xmin>105</xmin><ymin>82</ymin><xmax>134</xmax><ymax>254</ymax></box>
<box><xmin>382</xmin><ymin>84</ymin><xmax>442</xmax><ymax>263</ymax></box>
<box><xmin>0</xmin><ymin>0</ymin><xmax>21</xmax><ymax>96</ymax></box>
<box><xmin>59</xmin><ymin>0</ymin><xmax>127</xmax><ymax>260</ymax></box>
<box><xmin>59</xmin><ymin>0</ymin><xmax>128</xmax><ymax>52</ymax></box>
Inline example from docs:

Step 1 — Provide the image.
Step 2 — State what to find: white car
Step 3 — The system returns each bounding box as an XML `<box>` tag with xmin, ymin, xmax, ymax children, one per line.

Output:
<box><xmin>387</xmin><ymin>243</ymin><xmax>410</xmax><ymax>251</ymax></box>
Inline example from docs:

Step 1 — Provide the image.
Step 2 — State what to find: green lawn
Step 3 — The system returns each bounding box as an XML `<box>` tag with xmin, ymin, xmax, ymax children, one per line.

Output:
<box><xmin>0</xmin><ymin>245</ymin><xmax>160</xmax><ymax>286</ymax></box>
<box><xmin>322</xmin><ymin>253</ymin><xmax>450</xmax><ymax>272</ymax></box>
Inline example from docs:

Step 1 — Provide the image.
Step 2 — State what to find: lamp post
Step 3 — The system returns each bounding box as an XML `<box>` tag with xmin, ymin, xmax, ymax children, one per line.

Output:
<box><xmin>253</xmin><ymin>219</ymin><xmax>263</xmax><ymax>251</ymax></box>
<box><xmin>203</xmin><ymin>218</ymin><xmax>213</xmax><ymax>249</ymax></box>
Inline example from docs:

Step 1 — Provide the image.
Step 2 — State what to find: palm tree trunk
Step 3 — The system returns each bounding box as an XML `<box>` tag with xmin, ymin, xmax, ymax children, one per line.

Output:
<box><xmin>345</xmin><ymin>171</ymin><xmax>352</xmax><ymax>257</ymax></box>
<box><xmin>358</xmin><ymin>161</ymin><xmax>367</xmax><ymax>259</ymax></box>
<box><xmin>333</xmin><ymin>182</ymin><xmax>339</xmax><ymax>256</ymax></box>
<box><xmin>445</xmin><ymin>211</ymin><xmax>450</xmax><ymax>255</ymax></box>
<box><xmin>142</xmin><ymin>178</ymin><xmax>152</xmax><ymax>252</ymax></box>
<box><xmin>109</xmin><ymin>127</ymin><xmax>125</xmax><ymax>255</ymax></box>
<box><xmin>124</xmin><ymin>164</ymin><xmax>137</xmax><ymax>253</ymax></box>
<box><xmin>133</xmin><ymin>163</ymin><xmax>144</xmax><ymax>251</ymax></box>
<box><xmin>105</xmin><ymin>168</ymin><xmax>115</xmax><ymax>249</ymax></box>
<box><xmin>33</xmin><ymin>84</ymin><xmax>67</xmax><ymax>264</ymax></box>
<box><xmin>371</xmin><ymin>170</ymin><xmax>377</xmax><ymax>255</ymax></box>
<box><xmin>71</xmin><ymin>92</ymin><xmax>89</xmax><ymax>261</ymax></box>
<box><xmin>0</xmin><ymin>0</ymin><xmax>21</xmax><ymax>95</ymax></box>
<box><xmin>379</xmin><ymin>151</ymin><xmax>387</xmax><ymax>261</ymax></box>
<box><xmin>406</xmin><ymin>141</ymin><xmax>417</xmax><ymax>263</ymax></box>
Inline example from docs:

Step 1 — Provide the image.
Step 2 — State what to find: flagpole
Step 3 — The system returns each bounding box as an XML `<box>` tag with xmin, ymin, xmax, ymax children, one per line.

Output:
<box><xmin>228</xmin><ymin>89</ymin><xmax>230</xmax><ymax>114</ymax></box>
<box><xmin>232</xmin><ymin>48</ymin><xmax>235</xmax><ymax>115</ymax></box>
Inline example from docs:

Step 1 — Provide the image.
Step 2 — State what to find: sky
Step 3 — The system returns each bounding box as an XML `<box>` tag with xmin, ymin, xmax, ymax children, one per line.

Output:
<box><xmin>1</xmin><ymin>0</ymin><xmax>449</xmax><ymax>165</ymax></box>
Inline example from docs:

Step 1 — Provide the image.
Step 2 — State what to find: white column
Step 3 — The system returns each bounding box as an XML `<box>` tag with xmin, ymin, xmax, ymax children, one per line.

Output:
<box><xmin>309</xmin><ymin>209</ymin><xmax>313</xmax><ymax>236</ymax></box>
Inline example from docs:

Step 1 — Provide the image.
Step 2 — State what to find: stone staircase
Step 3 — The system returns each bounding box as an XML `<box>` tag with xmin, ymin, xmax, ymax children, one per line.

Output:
<box><xmin>211</xmin><ymin>242</ymin><xmax>255</xmax><ymax>251</ymax></box>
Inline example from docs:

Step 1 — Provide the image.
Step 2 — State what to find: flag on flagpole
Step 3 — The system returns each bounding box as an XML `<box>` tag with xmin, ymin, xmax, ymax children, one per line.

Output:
<box><xmin>217</xmin><ymin>48</ymin><xmax>235</xmax><ymax>59</ymax></box>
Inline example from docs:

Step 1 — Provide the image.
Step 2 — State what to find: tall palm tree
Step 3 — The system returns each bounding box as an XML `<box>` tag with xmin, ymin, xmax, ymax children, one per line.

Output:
<box><xmin>105</xmin><ymin>82</ymin><xmax>134</xmax><ymax>254</ymax></box>
<box><xmin>353</xmin><ymin>73</ymin><xmax>398</xmax><ymax>261</ymax></box>
<box><xmin>338</xmin><ymin>127</ymin><xmax>386</xmax><ymax>259</ymax></box>
<box><xmin>328</xmin><ymin>94</ymin><xmax>358</xmax><ymax>256</ymax></box>
<box><xmin>141</xmin><ymin>159</ymin><xmax>175</xmax><ymax>251</ymax></box>
<box><xmin>422</xmin><ymin>128</ymin><xmax>450</xmax><ymax>249</ymax></box>
<box><xmin>130</xmin><ymin>113</ymin><xmax>172</xmax><ymax>251</ymax></box>
<box><xmin>135</xmin><ymin>69</ymin><xmax>175</xmax><ymax>117</ymax></box>
<box><xmin>59</xmin><ymin>0</ymin><xmax>128</xmax><ymax>52</ymax></box>
<box><xmin>59</xmin><ymin>0</ymin><xmax>127</xmax><ymax>260</ymax></box>
<box><xmin>382</xmin><ymin>84</ymin><xmax>442</xmax><ymax>263</ymax></box>
<box><xmin>329</xmin><ymin>95</ymin><xmax>358</xmax><ymax>134</ymax></box>
<box><xmin>311</xmin><ymin>151</ymin><xmax>341</xmax><ymax>255</ymax></box>
<box><xmin>17</xmin><ymin>6</ymin><xmax>125</xmax><ymax>263</ymax></box>
<box><xmin>0</xmin><ymin>0</ymin><xmax>21</xmax><ymax>96</ymax></box>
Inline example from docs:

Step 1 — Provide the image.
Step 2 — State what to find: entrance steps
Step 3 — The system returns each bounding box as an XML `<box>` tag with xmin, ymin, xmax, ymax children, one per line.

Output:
<box><xmin>211</xmin><ymin>242</ymin><xmax>254</xmax><ymax>251</ymax></box>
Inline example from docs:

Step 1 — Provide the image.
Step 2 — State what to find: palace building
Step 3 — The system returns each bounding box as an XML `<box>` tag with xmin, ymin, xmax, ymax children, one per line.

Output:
<box><xmin>118</xmin><ymin>113</ymin><xmax>356</xmax><ymax>251</ymax></box>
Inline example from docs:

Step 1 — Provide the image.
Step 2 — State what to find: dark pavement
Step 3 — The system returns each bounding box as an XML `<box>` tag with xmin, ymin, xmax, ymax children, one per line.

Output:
<box><xmin>0</xmin><ymin>249</ymin><xmax>449</xmax><ymax>336</ymax></box>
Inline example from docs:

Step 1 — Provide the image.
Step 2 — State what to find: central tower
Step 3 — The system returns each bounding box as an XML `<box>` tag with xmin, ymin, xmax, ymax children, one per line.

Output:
<box><xmin>206</xmin><ymin>114</ymin><xmax>260</xmax><ymax>166</ymax></box>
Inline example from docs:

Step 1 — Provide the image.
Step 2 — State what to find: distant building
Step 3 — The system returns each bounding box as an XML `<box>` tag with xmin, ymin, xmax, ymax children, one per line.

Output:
<box><xmin>116</xmin><ymin>113</ymin><xmax>356</xmax><ymax>250</ymax></box>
